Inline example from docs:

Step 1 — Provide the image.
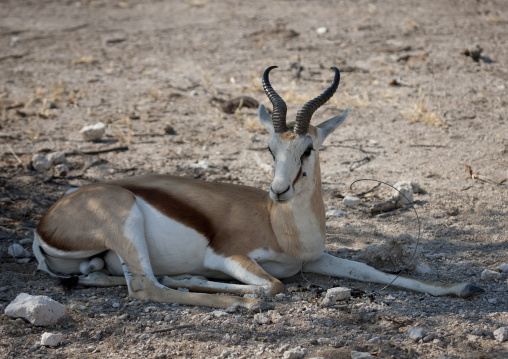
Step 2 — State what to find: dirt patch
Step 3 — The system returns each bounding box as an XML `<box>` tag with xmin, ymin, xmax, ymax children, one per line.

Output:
<box><xmin>1</xmin><ymin>0</ymin><xmax>507</xmax><ymax>358</ymax></box>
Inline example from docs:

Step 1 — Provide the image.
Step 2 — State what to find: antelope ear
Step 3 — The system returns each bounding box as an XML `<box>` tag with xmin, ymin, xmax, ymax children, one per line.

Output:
<box><xmin>316</xmin><ymin>105</ymin><xmax>350</xmax><ymax>144</ymax></box>
<box><xmin>258</xmin><ymin>104</ymin><xmax>274</xmax><ymax>134</ymax></box>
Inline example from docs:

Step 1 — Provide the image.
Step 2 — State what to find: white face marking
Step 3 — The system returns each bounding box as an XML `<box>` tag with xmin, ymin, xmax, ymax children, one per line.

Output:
<box><xmin>268</xmin><ymin>134</ymin><xmax>317</xmax><ymax>203</ymax></box>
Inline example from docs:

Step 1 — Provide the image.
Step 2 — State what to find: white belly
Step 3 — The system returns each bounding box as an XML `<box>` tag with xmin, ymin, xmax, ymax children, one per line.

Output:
<box><xmin>136</xmin><ymin>197</ymin><xmax>210</xmax><ymax>276</ymax></box>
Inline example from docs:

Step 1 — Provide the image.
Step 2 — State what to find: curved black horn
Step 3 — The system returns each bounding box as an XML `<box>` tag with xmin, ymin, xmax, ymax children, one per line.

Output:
<box><xmin>294</xmin><ymin>67</ymin><xmax>340</xmax><ymax>135</ymax></box>
<box><xmin>262</xmin><ymin>66</ymin><xmax>288</xmax><ymax>133</ymax></box>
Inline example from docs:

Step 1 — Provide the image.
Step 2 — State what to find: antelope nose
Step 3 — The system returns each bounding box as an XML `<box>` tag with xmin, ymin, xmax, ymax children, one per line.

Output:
<box><xmin>271</xmin><ymin>185</ymin><xmax>290</xmax><ymax>198</ymax></box>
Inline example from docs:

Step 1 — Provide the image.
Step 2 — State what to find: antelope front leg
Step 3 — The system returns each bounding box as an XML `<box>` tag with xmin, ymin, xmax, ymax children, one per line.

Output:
<box><xmin>203</xmin><ymin>252</ymin><xmax>284</xmax><ymax>296</ymax></box>
<box><xmin>304</xmin><ymin>253</ymin><xmax>484</xmax><ymax>298</ymax></box>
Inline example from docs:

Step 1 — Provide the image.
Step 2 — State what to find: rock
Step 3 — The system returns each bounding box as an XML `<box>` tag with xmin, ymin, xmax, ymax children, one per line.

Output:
<box><xmin>481</xmin><ymin>269</ymin><xmax>501</xmax><ymax>280</ymax></box>
<box><xmin>316</xmin><ymin>27</ymin><xmax>327</xmax><ymax>35</ymax></box>
<box><xmin>80</xmin><ymin>122</ymin><xmax>106</xmax><ymax>141</ymax></box>
<box><xmin>4</xmin><ymin>293</ymin><xmax>66</xmax><ymax>326</ymax></box>
<box><xmin>40</xmin><ymin>332</ymin><xmax>63</xmax><ymax>347</ymax></box>
<box><xmin>54</xmin><ymin>163</ymin><xmax>69</xmax><ymax>177</ymax></box>
<box><xmin>407</xmin><ymin>326</ymin><xmax>426</xmax><ymax>341</ymax></box>
<box><xmin>392</xmin><ymin>181</ymin><xmax>414</xmax><ymax>206</ymax></box>
<box><xmin>269</xmin><ymin>310</ymin><xmax>284</xmax><ymax>324</ymax></box>
<box><xmin>326</xmin><ymin>209</ymin><xmax>345</xmax><ymax>218</ymax></box>
<box><xmin>343</xmin><ymin>196</ymin><xmax>361</xmax><ymax>207</ymax></box>
<box><xmin>19</xmin><ymin>238</ymin><xmax>33</xmax><ymax>245</ymax></box>
<box><xmin>7</xmin><ymin>244</ymin><xmax>31</xmax><ymax>258</ymax></box>
<box><xmin>220</xmin><ymin>349</ymin><xmax>231</xmax><ymax>358</ymax></box>
<box><xmin>46</xmin><ymin>152</ymin><xmax>67</xmax><ymax>165</ymax></box>
<box><xmin>498</xmin><ymin>264</ymin><xmax>508</xmax><ymax>273</ymax></box>
<box><xmin>321</xmin><ymin>287</ymin><xmax>351</xmax><ymax>307</ymax></box>
<box><xmin>253</xmin><ymin>312</ymin><xmax>271</xmax><ymax>325</ymax></box>
<box><xmin>415</xmin><ymin>263</ymin><xmax>432</xmax><ymax>274</ymax></box>
<box><xmin>31</xmin><ymin>154</ymin><xmax>52</xmax><ymax>172</ymax></box>
<box><xmin>357</xmin><ymin>234</ymin><xmax>422</xmax><ymax>272</ymax></box>
<box><xmin>211</xmin><ymin>310</ymin><xmax>229</xmax><ymax>318</ymax></box>
<box><xmin>282</xmin><ymin>346</ymin><xmax>308</xmax><ymax>359</ymax></box>
<box><xmin>352</xmin><ymin>351</ymin><xmax>374</xmax><ymax>359</ymax></box>
<box><xmin>493</xmin><ymin>327</ymin><xmax>508</xmax><ymax>343</ymax></box>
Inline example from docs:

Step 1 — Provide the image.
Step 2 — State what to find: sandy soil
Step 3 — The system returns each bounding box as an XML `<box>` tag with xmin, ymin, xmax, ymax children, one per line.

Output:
<box><xmin>1</xmin><ymin>0</ymin><xmax>507</xmax><ymax>358</ymax></box>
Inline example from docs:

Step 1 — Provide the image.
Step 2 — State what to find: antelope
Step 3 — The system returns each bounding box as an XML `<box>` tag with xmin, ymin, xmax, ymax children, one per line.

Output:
<box><xmin>33</xmin><ymin>66</ymin><xmax>484</xmax><ymax>311</ymax></box>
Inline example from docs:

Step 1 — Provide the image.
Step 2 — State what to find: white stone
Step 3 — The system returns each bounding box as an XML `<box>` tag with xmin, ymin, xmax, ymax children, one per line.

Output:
<box><xmin>19</xmin><ymin>238</ymin><xmax>33</xmax><ymax>245</ymax></box>
<box><xmin>316</xmin><ymin>27</ymin><xmax>327</xmax><ymax>35</ymax></box>
<box><xmin>40</xmin><ymin>332</ymin><xmax>63</xmax><ymax>347</ymax></box>
<box><xmin>407</xmin><ymin>326</ymin><xmax>426</xmax><ymax>341</ymax></box>
<box><xmin>189</xmin><ymin>160</ymin><xmax>209</xmax><ymax>169</ymax></box>
<box><xmin>253</xmin><ymin>312</ymin><xmax>271</xmax><ymax>325</ymax></box>
<box><xmin>46</xmin><ymin>152</ymin><xmax>67</xmax><ymax>165</ymax></box>
<box><xmin>326</xmin><ymin>209</ymin><xmax>345</xmax><ymax>218</ymax></box>
<box><xmin>4</xmin><ymin>293</ymin><xmax>66</xmax><ymax>326</ymax></box>
<box><xmin>31</xmin><ymin>154</ymin><xmax>52</xmax><ymax>172</ymax></box>
<box><xmin>269</xmin><ymin>310</ymin><xmax>284</xmax><ymax>324</ymax></box>
<box><xmin>211</xmin><ymin>310</ymin><xmax>229</xmax><ymax>318</ymax></box>
<box><xmin>283</xmin><ymin>346</ymin><xmax>308</xmax><ymax>359</ymax></box>
<box><xmin>481</xmin><ymin>269</ymin><xmax>501</xmax><ymax>280</ymax></box>
<box><xmin>493</xmin><ymin>327</ymin><xmax>508</xmax><ymax>342</ymax></box>
<box><xmin>392</xmin><ymin>181</ymin><xmax>414</xmax><ymax>205</ymax></box>
<box><xmin>80</xmin><ymin>122</ymin><xmax>106</xmax><ymax>141</ymax></box>
<box><xmin>321</xmin><ymin>287</ymin><xmax>351</xmax><ymax>307</ymax></box>
<box><xmin>415</xmin><ymin>263</ymin><xmax>432</xmax><ymax>274</ymax></box>
<box><xmin>343</xmin><ymin>196</ymin><xmax>361</xmax><ymax>207</ymax></box>
<box><xmin>352</xmin><ymin>351</ymin><xmax>374</xmax><ymax>359</ymax></box>
<box><xmin>498</xmin><ymin>264</ymin><xmax>508</xmax><ymax>273</ymax></box>
<box><xmin>54</xmin><ymin>163</ymin><xmax>69</xmax><ymax>177</ymax></box>
<box><xmin>7</xmin><ymin>244</ymin><xmax>31</xmax><ymax>258</ymax></box>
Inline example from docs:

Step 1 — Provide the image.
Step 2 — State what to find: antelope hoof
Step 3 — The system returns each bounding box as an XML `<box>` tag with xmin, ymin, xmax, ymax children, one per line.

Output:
<box><xmin>459</xmin><ymin>284</ymin><xmax>485</xmax><ymax>298</ymax></box>
<box><xmin>249</xmin><ymin>300</ymin><xmax>274</xmax><ymax>312</ymax></box>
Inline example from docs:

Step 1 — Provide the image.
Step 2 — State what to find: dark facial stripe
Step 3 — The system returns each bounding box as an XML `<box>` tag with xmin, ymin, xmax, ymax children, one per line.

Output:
<box><xmin>292</xmin><ymin>167</ymin><xmax>303</xmax><ymax>188</ymax></box>
<box><xmin>120</xmin><ymin>184</ymin><xmax>216</xmax><ymax>242</ymax></box>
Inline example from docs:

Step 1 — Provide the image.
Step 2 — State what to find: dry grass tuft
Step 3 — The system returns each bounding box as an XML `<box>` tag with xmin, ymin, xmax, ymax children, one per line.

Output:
<box><xmin>402</xmin><ymin>87</ymin><xmax>447</xmax><ymax>127</ymax></box>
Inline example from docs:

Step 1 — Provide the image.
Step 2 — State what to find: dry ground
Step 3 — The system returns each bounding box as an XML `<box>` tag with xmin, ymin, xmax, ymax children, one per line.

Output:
<box><xmin>0</xmin><ymin>0</ymin><xmax>507</xmax><ymax>358</ymax></box>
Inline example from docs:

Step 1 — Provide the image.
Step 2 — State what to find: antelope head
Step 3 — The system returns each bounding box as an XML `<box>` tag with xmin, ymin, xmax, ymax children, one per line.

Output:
<box><xmin>259</xmin><ymin>66</ymin><xmax>350</xmax><ymax>203</ymax></box>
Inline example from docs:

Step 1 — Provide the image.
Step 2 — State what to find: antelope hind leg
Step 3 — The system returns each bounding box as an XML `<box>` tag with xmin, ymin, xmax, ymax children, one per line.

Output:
<box><xmin>159</xmin><ymin>274</ymin><xmax>274</xmax><ymax>295</ymax></box>
<box><xmin>304</xmin><ymin>253</ymin><xmax>485</xmax><ymax>298</ymax></box>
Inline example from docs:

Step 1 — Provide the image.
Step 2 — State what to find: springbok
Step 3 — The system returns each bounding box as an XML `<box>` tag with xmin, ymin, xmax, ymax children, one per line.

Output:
<box><xmin>33</xmin><ymin>66</ymin><xmax>484</xmax><ymax>311</ymax></box>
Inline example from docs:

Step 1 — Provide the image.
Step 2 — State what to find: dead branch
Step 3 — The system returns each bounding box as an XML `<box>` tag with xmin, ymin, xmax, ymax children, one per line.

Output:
<box><xmin>65</xmin><ymin>146</ymin><xmax>128</xmax><ymax>156</ymax></box>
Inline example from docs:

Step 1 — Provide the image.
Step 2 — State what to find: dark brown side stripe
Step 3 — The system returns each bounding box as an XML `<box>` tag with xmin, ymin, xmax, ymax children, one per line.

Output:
<box><xmin>120</xmin><ymin>184</ymin><xmax>216</xmax><ymax>242</ymax></box>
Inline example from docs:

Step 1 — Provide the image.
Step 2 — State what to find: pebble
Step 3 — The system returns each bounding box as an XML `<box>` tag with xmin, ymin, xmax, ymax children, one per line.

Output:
<box><xmin>392</xmin><ymin>181</ymin><xmax>414</xmax><ymax>205</ymax></box>
<box><xmin>6</xmin><ymin>294</ymin><xmax>68</xmax><ymax>326</ymax></box>
<box><xmin>19</xmin><ymin>238</ymin><xmax>33</xmax><ymax>245</ymax></box>
<box><xmin>343</xmin><ymin>196</ymin><xmax>361</xmax><ymax>207</ymax></box>
<box><xmin>316</xmin><ymin>27</ymin><xmax>327</xmax><ymax>35</ymax></box>
<box><xmin>481</xmin><ymin>269</ymin><xmax>501</xmax><ymax>280</ymax></box>
<box><xmin>31</xmin><ymin>154</ymin><xmax>52</xmax><ymax>172</ymax></box>
<box><xmin>282</xmin><ymin>346</ymin><xmax>307</xmax><ymax>359</ymax></box>
<box><xmin>80</xmin><ymin>122</ymin><xmax>106</xmax><ymax>141</ymax></box>
<box><xmin>321</xmin><ymin>287</ymin><xmax>351</xmax><ymax>307</ymax></box>
<box><xmin>493</xmin><ymin>327</ymin><xmax>508</xmax><ymax>343</ymax></box>
<box><xmin>211</xmin><ymin>310</ymin><xmax>229</xmax><ymax>318</ymax></box>
<box><xmin>40</xmin><ymin>332</ymin><xmax>63</xmax><ymax>347</ymax></box>
<box><xmin>54</xmin><ymin>163</ymin><xmax>69</xmax><ymax>177</ymax></box>
<box><xmin>7</xmin><ymin>244</ymin><xmax>31</xmax><ymax>258</ymax></box>
<box><xmin>498</xmin><ymin>264</ymin><xmax>508</xmax><ymax>273</ymax></box>
<box><xmin>46</xmin><ymin>152</ymin><xmax>67</xmax><ymax>165</ymax></box>
<box><xmin>326</xmin><ymin>209</ymin><xmax>345</xmax><ymax>218</ymax></box>
<box><xmin>407</xmin><ymin>326</ymin><xmax>426</xmax><ymax>341</ymax></box>
<box><xmin>351</xmin><ymin>351</ymin><xmax>374</xmax><ymax>359</ymax></box>
<box><xmin>253</xmin><ymin>312</ymin><xmax>271</xmax><ymax>325</ymax></box>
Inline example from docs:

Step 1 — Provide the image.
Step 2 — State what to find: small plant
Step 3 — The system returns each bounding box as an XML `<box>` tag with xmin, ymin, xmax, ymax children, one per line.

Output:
<box><xmin>403</xmin><ymin>87</ymin><xmax>447</xmax><ymax>127</ymax></box>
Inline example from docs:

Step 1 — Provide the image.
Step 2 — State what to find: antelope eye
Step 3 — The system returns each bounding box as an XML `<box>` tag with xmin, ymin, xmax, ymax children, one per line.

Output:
<box><xmin>301</xmin><ymin>147</ymin><xmax>313</xmax><ymax>161</ymax></box>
